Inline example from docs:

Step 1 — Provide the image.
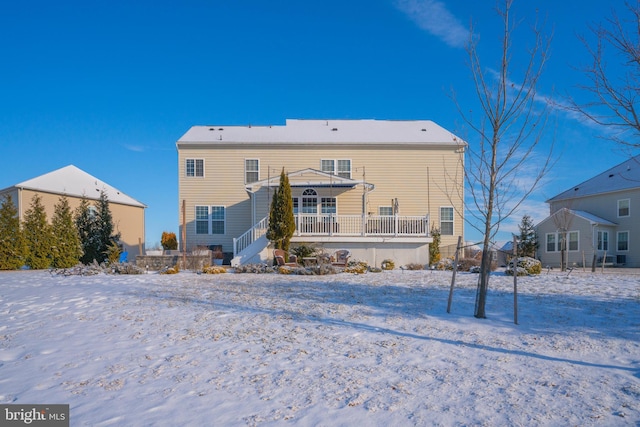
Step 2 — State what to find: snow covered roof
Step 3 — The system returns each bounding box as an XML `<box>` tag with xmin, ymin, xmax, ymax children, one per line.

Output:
<box><xmin>245</xmin><ymin>168</ymin><xmax>373</xmax><ymax>193</ymax></box>
<box><xmin>535</xmin><ymin>208</ymin><xmax>617</xmax><ymax>229</ymax></box>
<box><xmin>9</xmin><ymin>165</ymin><xmax>145</xmax><ymax>208</ymax></box>
<box><xmin>177</xmin><ymin>119</ymin><xmax>466</xmax><ymax>146</ymax></box>
<box><xmin>547</xmin><ymin>154</ymin><xmax>640</xmax><ymax>203</ymax></box>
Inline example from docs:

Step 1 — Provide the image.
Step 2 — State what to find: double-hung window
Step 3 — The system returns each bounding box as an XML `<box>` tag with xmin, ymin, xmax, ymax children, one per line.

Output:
<box><xmin>379</xmin><ymin>206</ymin><xmax>393</xmax><ymax>216</ymax></box>
<box><xmin>186</xmin><ymin>159</ymin><xmax>204</xmax><ymax>177</ymax></box>
<box><xmin>618</xmin><ymin>199</ymin><xmax>630</xmax><ymax>217</ymax></box>
<box><xmin>546</xmin><ymin>233</ymin><xmax>556</xmax><ymax>252</ymax></box>
<box><xmin>568</xmin><ymin>231</ymin><xmax>579</xmax><ymax>251</ymax></box>
<box><xmin>321</xmin><ymin>159</ymin><xmax>352</xmax><ymax>179</ymax></box>
<box><xmin>547</xmin><ymin>231</ymin><xmax>579</xmax><ymax>252</ymax></box>
<box><xmin>245</xmin><ymin>159</ymin><xmax>259</xmax><ymax>184</ymax></box>
<box><xmin>195</xmin><ymin>206</ymin><xmax>226</xmax><ymax>234</ymax></box>
<box><xmin>617</xmin><ymin>231</ymin><xmax>629</xmax><ymax>251</ymax></box>
<box><xmin>440</xmin><ymin>207</ymin><xmax>454</xmax><ymax>235</ymax></box>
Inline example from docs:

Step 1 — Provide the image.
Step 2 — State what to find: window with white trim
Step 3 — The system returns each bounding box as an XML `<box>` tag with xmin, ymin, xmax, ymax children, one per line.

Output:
<box><xmin>618</xmin><ymin>199</ymin><xmax>630</xmax><ymax>217</ymax></box>
<box><xmin>379</xmin><ymin>206</ymin><xmax>393</xmax><ymax>216</ymax></box>
<box><xmin>186</xmin><ymin>159</ymin><xmax>204</xmax><ymax>177</ymax></box>
<box><xmin>195</xmin><ymin>206</ymin><xmax>209</xmax><ymax>234</ymax></box>
<box><xmin>568</xmin><ymin>231</ymin><xmax>579</xmax><ymax>251</ymax></box>
<box><xmin>546</xmin><ymin>231</ymin><xmax>578</xmax><ymax>252</ymax></box>
<box><xmin>597</xmin><ymin>230</ymin><xmax>609</xmax><ymax>251</ymax></box>
<box><xmin>321</xmin><ymin>198</ymin><xmax>336</xmax><ymax>214</ymax></box>
<box><xmin>546</xmin><ymin>233</ymin><xmax>556</xmax><ymax>252</ymax></box>
<box><xmin>245</xmin><ymin>159</ymin><xmax>259</xmax><ymax>184</ymax></box>
<box><xmin>321</xmin><ymin>159</ymin><xmax>351</xmax><ymax>178</ymax></box>
<box><xmin>617</xmin><ymin>231</ymin><xmax>629</xmax><ymax>251</ymax></box>
<box><xmin>195</xmin><ymin>206</ymin><xmax>225</xmax><ymax>234</ymax></box>
<box><xmin>440</xmin><ymin>207</ymin><xmax>454</xmax><ymax>235</ymax></box>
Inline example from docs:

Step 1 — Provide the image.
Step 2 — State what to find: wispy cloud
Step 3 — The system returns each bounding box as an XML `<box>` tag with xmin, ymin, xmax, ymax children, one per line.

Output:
<box><xmin>123</xmin><ymin>144</ymin><xmax>145</xmax><ymax>152</ymax></box>
<box><xmin>394</xmin><ymin>0</ymin><xmax>469</xmax><ymax>48</ymax></box>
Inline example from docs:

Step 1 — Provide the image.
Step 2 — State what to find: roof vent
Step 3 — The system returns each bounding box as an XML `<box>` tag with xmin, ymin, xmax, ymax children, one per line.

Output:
<box><xmin>331</xmin><ymin>128</ymin><xmax>338</xmax><ymax>131</ymax></box>
<box><xmin>209</xmin><ymin>128</ymin><xmax>215</xmax><ymax>131</ymax></box>
<box><xmin>421</xmin><ymin>128</ymin><xmax>427</xmax><ymax>132</ymax></box>
<box><xmin>574</xmin><ymin>187</ymin><xmax>579</xmax><ymax>191</ymax></box>
<box><xmin>219</xmin><ymin>128</ymin><xmax>224</xmax><ymax>131</ymax></box>
<box><xmin>609</xmin><ymin>174</ymin><xmax>615</xmax><ymax>178</ymax></box>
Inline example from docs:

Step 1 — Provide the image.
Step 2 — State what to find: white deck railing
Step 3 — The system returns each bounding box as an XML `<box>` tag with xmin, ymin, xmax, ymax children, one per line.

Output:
<box><xmin>294</xmin><ymin>214</ymin><xmax>429</xmax><ymax>237</ymax></box>
<box><xmin>234</xmin><ymin>214</ymin><xmax>429</xmax><ymax>257</ymax></box>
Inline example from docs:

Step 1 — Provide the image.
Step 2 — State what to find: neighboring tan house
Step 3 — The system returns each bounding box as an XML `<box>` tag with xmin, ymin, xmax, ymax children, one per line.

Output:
<box><xmin>536</xmin><ymin>155</ymin><xmax>640</xmax><ymax>268</ymax></box>
<box><xmin>176</xmin><ymin>119</ymin><xmax>466</xmax><ymax>267</ymax></box>
<box><xmin>0</xmin><ymin>165</ymin><xmax>146</xmax><ymax>258</ymax></box>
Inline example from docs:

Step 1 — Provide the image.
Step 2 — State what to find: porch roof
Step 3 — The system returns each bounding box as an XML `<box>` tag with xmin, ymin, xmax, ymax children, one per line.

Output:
<box><xmin>245</xmin><ymin>168</ymin><xmax>375</xmax><ymax>193</ymax></box>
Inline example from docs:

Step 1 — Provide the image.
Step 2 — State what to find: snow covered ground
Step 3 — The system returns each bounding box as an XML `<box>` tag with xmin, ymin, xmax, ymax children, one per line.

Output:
<box><xmin>1</xmin><ymin>268</ymin><xmax>639</xmax><ymax>426</ymax></box>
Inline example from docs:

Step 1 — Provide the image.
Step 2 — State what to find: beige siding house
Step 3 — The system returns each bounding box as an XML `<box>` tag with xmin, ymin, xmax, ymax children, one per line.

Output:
<box><xmin>177</xmin><ymin>119</ymin><xmax>466</xmax><ymax>267</ymax></box>
<box><xmin>0</xmin><ymin>165</ymin><xmax>146</xmax><ymax>258</ymax></box>
<box><xmin>536</xmin><ymin>155</ymin><xmax>640</xmax><ymax>268</ymax></box>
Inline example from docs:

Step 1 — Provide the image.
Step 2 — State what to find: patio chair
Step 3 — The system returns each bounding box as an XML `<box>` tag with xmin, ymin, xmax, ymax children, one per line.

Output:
<box><xmin>331</xmin><ymin>250</ymin><xmax>351</xmax><ymax>267</ymax></box>
<box><xmin>274</xmin><ymin>249</ymin><xmax>298</xmax><ymax>267</ymax></box>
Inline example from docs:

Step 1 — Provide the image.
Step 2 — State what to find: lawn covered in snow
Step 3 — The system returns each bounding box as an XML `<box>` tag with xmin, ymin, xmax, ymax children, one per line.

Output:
<box><xmin>1</xmin><ymin>268</ymin><xmax>639</xmax><ymax>426</ymax></box>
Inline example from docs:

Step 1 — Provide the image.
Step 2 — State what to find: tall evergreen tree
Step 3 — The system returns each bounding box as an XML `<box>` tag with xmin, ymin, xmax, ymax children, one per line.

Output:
<box><xmin>266</xmin><ymin>168</ymin><xmax>296</xmax><ymax>253</ymax></box>
<box><xmin>96</xmin><ymin>189</ymin><xmax>120</xmax><ymax>263</ymax></box>
<box><xmin>75</xmin><ymin>191</ymin><xmax>121</xmax><ymax>264</ymax></box>
<box><xmin>75</xmin><ymin>196</ymin><xmax>100</xmax><ymax>264</ymax></box>
<box><xmin>23</xmin><ymin>193</ymin><xmax>54</xmax><ymax>269</ymax></box>
<box><xmin>0</xmin><ymin>195</ymin><xmax>26</xmax><ymax>270</ymax></box>
<box><xmin>517</xmin><ymin>215</ymin><xmax>538</xmax><ymax>258</ymax></box>
<box><xmin>51</xmin><ymin>195</ymin><xmax>83</xmax><ymax>268</ymax></box>
<box><xmin>429</xmin><ymin>224</ymin><xmax>442</xmax><ymax>265</ymax></box>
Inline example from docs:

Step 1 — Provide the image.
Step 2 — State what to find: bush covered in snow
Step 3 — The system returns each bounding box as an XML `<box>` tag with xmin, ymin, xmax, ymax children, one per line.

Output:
<box><xmin>234</xmin><ymin>264</ymin><xmax>277</xmax><ymax>274</ymax></box>
<box><xmin>381</xmin><ymin>259</ymin><xmax>395</xmax><ymax>270</ymax></box>
<box><xmin>505</xmin><ymin>257</ymin><xmax>542</xmax><ymax>276</ymax></box>
<box><xmin>202</xmin><ymin>265</ymin><xmax>227</xmax><ymax>274</ymax></box>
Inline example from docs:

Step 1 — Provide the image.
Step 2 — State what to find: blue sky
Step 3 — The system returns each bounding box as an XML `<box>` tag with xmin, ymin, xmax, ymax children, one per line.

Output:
<box><xmin>0</xmin><ymin>0</ymin><xmax>635</xmax><ymax>247</ymax></box>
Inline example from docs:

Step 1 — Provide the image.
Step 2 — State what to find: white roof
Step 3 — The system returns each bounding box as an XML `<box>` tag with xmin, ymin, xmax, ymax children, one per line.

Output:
<box><xmin>535</xmin><ymin>208</ymin><xmax>617</xmax><ymax>229</ymax></box>
<box><xmin>11</xmin><ymin>165</ymin><xmax>145</xmax><ymax>208</ymax></box>
<box><xmin>548</xmin><ymin>154</ymin><xmax>640</xmax><ymax>202</ymax></box>
<box><xmin>177</xmin><ymin>119</ymin><xmax>465</xmax><ymax>146</ymax></box>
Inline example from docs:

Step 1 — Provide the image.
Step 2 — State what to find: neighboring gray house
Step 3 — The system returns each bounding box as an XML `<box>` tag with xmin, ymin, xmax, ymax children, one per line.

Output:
<box><xmin>535</xmin><ymin>155</ymin><xmax>640</xmax><ymax>268</ymax></box>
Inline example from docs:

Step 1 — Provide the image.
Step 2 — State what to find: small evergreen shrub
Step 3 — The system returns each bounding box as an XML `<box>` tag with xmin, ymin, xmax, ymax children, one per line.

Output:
<box><xmin>505</xmin><ymin>257</ymin><xmax>542</xmax><ymax>276</ymax></box>
<box><xmin>290</xmin><ymin>243</ymin><xmax>318</xmax><ymax>260</ymax></box>
<box><xmin>345</xmin><ymin>260</ymin><xmax>369</xmax><ymax>274</ymax></box>
<box><xmin>405</xmin><ymin>263</ymin><xmax>425</xmax><ymax>270</ymax></box>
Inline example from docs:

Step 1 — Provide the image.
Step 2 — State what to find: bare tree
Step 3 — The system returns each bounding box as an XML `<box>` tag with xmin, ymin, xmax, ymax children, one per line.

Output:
<box><xmin>451</xmin><ymin>0</ymin><xmax>554</xmax><ymax>318</ymax></box>
<box><xmin>551</xmin><ymin>207</ymin><xmax>575</xmax><ymax>272</ymax></box>
<box><xmin>568</xmin><ymin>2</ymin><xmax>640</xmax><ymax>148</ymax></box>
